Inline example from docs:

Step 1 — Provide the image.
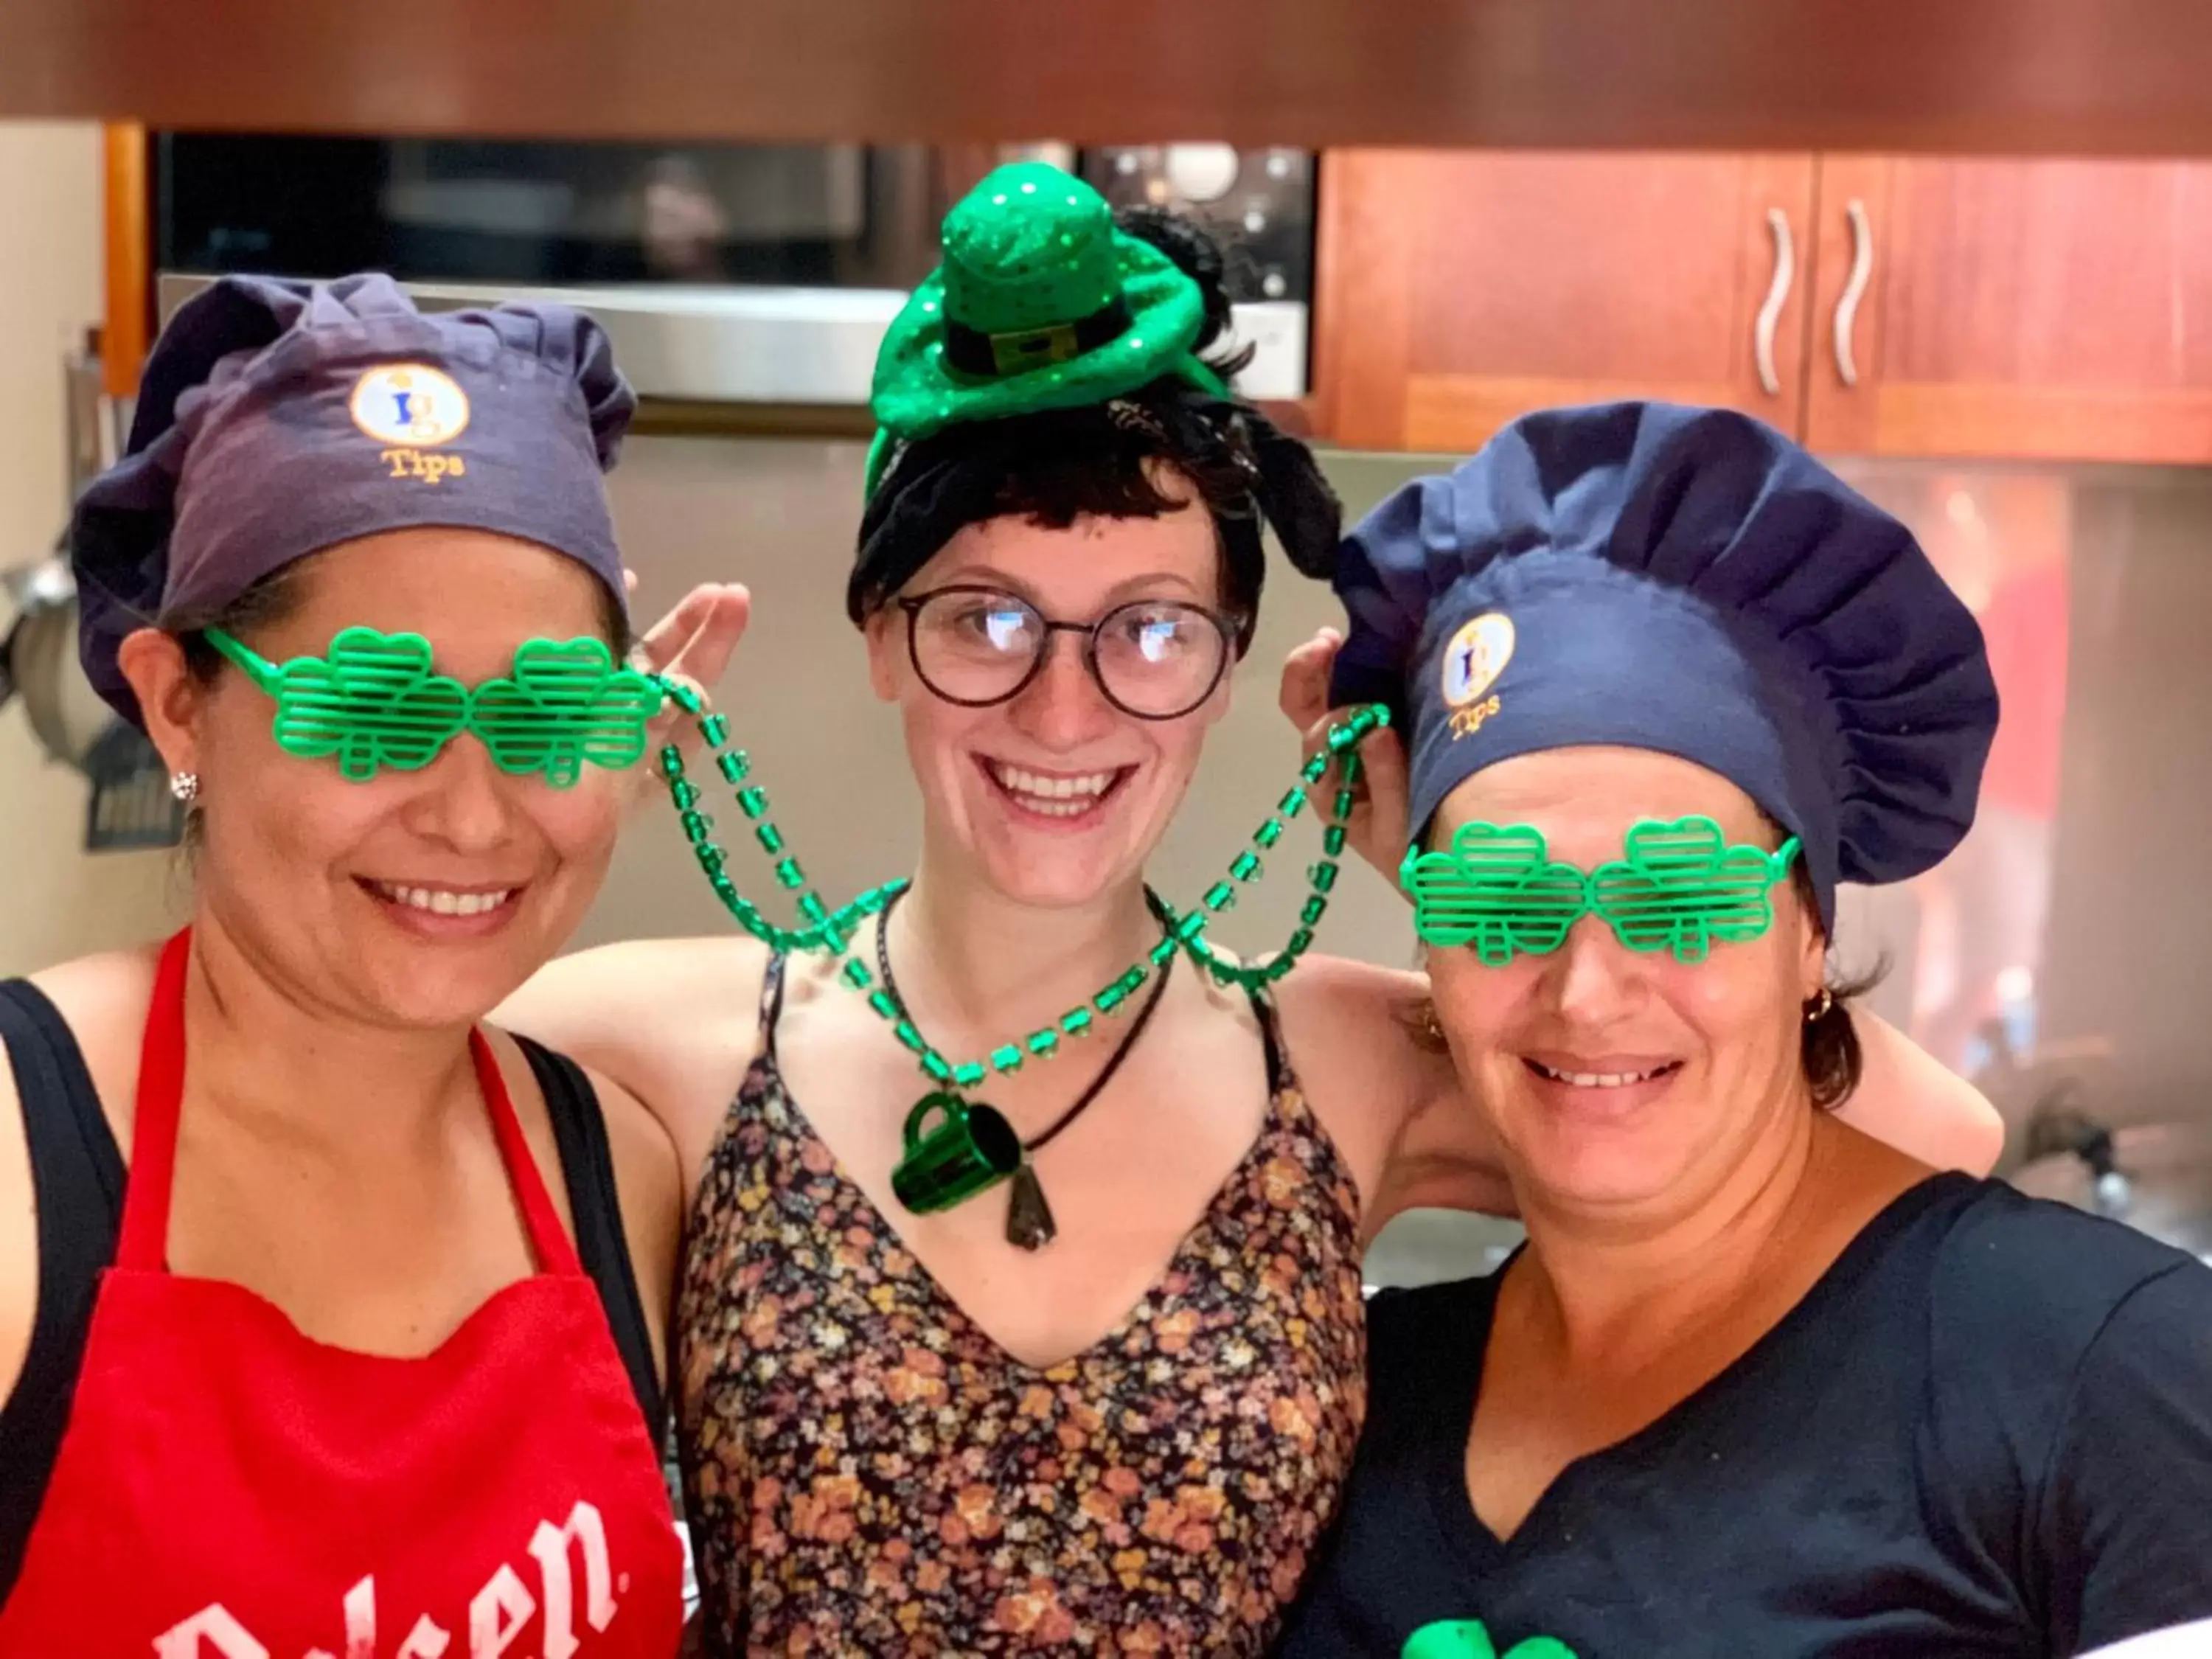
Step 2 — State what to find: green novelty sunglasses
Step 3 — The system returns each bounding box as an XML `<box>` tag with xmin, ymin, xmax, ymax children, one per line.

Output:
<box><xmin>1402</xmin><ymin>815</ymin><xmax>1802</xmax><ymax>966</ymax></box>
<box><xmin>205</xmin><ymin>626</ymin><xmax>664</xmax><ymax>787</ymax></box>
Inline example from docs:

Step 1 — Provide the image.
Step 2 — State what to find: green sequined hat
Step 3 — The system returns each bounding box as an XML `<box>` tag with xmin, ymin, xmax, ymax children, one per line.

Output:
<box><xmin>864</xmin><ymin>161</ymin><xmax>1229</xmax><ymax>498</ymax></box>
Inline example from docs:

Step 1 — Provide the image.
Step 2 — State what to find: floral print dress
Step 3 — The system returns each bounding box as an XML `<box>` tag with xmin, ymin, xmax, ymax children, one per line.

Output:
<box><xmin>676</xmin><ymin>957</ymin><xmax>1368</xmax><ymax>1656</ymax></box>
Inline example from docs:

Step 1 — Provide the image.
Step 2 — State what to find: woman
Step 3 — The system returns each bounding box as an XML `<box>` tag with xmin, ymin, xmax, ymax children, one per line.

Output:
<box><xmin>504</xmin><ymin>167</ymin><xmax>2002</xmax><ymax>1654</ymax></box>
<box><xmin>1276</xmin><ymin>402</ymin><xmax>2212</xmax><ymax>1658</ymax></box>
<box><xmin>0</xmin><ymin>276</ymin><xmax>688</xmax><ymax>1652</ymax></box>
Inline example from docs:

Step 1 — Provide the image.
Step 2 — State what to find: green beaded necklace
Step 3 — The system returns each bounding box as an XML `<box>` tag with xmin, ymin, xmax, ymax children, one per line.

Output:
<box><xmin>651</xmin><ymin>681</ymin><xmax>1386</xmax><ymax>1219</ymax></box>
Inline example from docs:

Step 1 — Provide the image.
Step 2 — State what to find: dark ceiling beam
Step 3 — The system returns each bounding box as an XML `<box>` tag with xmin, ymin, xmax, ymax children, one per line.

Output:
<box><xmin>5</xmin><ymin>0</ymin><xmax>2212</xmax><ymax>156</ymax></box>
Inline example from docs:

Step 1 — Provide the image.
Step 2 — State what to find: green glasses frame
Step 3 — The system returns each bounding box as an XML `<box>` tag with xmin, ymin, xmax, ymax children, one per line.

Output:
<box><xmin>204</xmin><ymin>625</ymin><xmax>665</xmax><ymax>787</ymax></box>
<box><xmin>1402</xmin><ymin>815</ymin><xmax>1803</xmax><ymax>966</ymax></box>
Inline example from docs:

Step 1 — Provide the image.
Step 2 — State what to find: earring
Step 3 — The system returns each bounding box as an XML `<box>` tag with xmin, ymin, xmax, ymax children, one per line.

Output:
<box><xmin>1803</xmin><ymin>987</ymin><xmax>1835</xmax><ymax>1024</ymax></box>
<box><xmin>168</xmin><ymin>771</ymin><xmax>201</xmax><ymax>805</ymax></box>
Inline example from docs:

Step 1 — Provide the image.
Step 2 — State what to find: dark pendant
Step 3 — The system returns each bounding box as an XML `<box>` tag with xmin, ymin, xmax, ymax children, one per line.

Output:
<box><xmin>1004</xmin><ymin>1157</ymin><xmax>1058</xmax><ymax>1251</ymax></box>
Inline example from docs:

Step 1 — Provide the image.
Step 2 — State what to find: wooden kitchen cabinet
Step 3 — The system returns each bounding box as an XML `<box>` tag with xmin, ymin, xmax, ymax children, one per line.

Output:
<box><xmin>1803</xmin><ymin>156</ymin><xmax>2212</xmax><ymax>462</ymax></box>
<box><xmin>1314</xmin><ymin>150</ymin><xmax>1818</xmax><ymax>451</ymax></box>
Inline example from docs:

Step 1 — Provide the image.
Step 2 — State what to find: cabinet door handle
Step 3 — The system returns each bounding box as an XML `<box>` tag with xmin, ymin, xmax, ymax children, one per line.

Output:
<box><xmin>1755</xmin><ymin>208</ymin><xmax>1795</xmax><ymax>397</ymax></box>
<box><xmin>1834</xmin><ymin>198</ymin><xmax>1873</xmax><ymax>388</ymax></box>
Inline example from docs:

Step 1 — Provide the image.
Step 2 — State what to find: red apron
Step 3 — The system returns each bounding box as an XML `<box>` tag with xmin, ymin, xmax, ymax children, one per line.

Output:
<box><xmin>0</xmin><ymin>931</ymin><xmax>685</xmax><ymax>1658</ymax></box>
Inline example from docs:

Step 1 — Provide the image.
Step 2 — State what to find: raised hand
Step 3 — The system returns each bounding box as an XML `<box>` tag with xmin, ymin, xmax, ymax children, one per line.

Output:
<box><xmin>627</xmin><ymin>577</ymin><xmax>751</xmax><ymax>795</ymax></box>
<box><xmin>1279</xmin><ymin>627</ymin><xmax>1411</xmax><ymax>885</ymax></box>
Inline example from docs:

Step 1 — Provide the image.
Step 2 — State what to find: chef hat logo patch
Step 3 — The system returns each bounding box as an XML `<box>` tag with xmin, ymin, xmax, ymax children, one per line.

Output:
<box><xmin>1442</xmin><ymin>612</ymin><xmax>1513</xmax><ymax>738</ymax></box>
<box><xmin>350</xmin><ymin>364</ymin><xmax>472</xmax><ymax>448</ymax></box>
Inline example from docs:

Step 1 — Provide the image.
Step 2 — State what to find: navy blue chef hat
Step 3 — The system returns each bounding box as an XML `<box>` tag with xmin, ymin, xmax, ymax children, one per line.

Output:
<box><xmin>1326</xmin><ymin>401</ymin><xmax>2000</xmax><ymax>928</ymax></box>
<box><xmin>71</xmin><ymin>273</ymin><xmax>636</xmax><ymax>730</ymax></box>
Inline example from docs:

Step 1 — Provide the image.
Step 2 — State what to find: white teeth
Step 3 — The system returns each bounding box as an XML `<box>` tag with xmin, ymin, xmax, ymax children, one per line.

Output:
<box><xmin>1531</xmin><ymin>1060</ymin><xmax>1674</xmax><ymax>1088</ymax></box>
<box><xmin>987</xmin><ymin>761</ymin><xmax>1118</xmax><ymax>813</ymax></box>
<box><xmin>372</xmin><ymin>882</ymin><xmax>515</xmax><ymax>919</ymax></box>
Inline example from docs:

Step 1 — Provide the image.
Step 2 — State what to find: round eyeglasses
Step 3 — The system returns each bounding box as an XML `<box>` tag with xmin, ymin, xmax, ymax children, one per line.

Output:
<box><xmin>896</xmin><ymin>585</ymin><xmax>1237</xmax><ymax>720</ymax></box>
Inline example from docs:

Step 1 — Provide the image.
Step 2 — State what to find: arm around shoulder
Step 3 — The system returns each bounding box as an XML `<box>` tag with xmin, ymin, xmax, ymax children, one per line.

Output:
<box><xmin>1838</xmin><ymin>1012</ymin><xmax>2005</xmax><ymax>1175</ymax></box>
<box><xmin>1273</xmin><ymin>953</ymin><xmax>1516</xmax><ymax>1237</ymax></box>
<box><xmin>495</xmin><ymin>935</ymin><xmax>772</xmax><ymax>1186</ymax></box>
<box><xmin>582</xmin><ymin>1062</ymin><xmax>687</xmax><ymax>1377</ymax></box>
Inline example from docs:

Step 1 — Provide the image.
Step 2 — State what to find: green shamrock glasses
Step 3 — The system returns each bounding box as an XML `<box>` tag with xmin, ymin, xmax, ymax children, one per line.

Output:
<box><xmin>205</xmin><ymin>626</ymin><xmax>664</xmax><ymax>787</ymax></box>
<box><xmin>1402</xmin><ymin>815</ymin><xmax>1802</xmax><ymax>967</ymax></box>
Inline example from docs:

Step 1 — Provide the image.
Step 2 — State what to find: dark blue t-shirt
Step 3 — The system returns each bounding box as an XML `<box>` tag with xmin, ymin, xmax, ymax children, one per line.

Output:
<box><xmin>1278</xmin><ymin>1175</ymin><xmax>2212</xmax><ymax>1658</ymax></box>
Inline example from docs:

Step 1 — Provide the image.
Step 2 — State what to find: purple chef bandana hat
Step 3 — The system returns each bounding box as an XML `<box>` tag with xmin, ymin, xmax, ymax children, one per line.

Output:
<box><xmin>71</xmin><ymin>273</ymin><xmax>637</xmax><ymax>729</ymax></box>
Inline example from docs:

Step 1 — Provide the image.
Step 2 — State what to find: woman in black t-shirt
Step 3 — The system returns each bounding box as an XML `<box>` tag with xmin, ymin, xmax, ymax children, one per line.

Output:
<box><xmin>1278</xmin><ymin>402</ymin><xmax>2212</xmax><ymax>1659</ymax></box>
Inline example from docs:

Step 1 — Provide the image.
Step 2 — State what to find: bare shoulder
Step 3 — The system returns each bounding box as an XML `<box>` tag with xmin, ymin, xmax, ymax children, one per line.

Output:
<box><xmin>476</xmin><ymin>1024</ymin><xmax>685</xmax><ymax>1382</ymax></box>
<box><xmin>26</xmin><ymin>947</ymin><xmax>161</xmax><ymax>1132</ymax></box>
<box><xmin>494</xmin><ymin>934</ymin><xmax>773</xmax><ymax>1193</ymax></box>
<box><xmin>587</xmin><ymin>1062</ymin><xmax>685</xmax><ymax>1203</ymax></box>
<box><xmin>1270</xmin><ymin>953</ymin><xmax>1520</xmax><ymax>1234</ymax></box>
<box><xmin>1268</xmin><ymin>952</ymin><xmax>1455</xmax><ymax>1211</ymax></box>
<box><xmin>581</xmin><ymin>1064</ymin><xmax>685</xmax><ymax>1359</ymax></box>
<box><xmin>1</xmin><ymin>947</ymin><xmax>159</xmax><ymax>1413</ymax></box>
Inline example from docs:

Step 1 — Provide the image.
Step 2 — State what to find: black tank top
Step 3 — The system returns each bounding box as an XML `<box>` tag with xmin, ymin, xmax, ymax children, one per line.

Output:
<box><xmin>0</xmin><ymin>978</ymin><xmax>664</xmax><ymax>1598</ymax></box>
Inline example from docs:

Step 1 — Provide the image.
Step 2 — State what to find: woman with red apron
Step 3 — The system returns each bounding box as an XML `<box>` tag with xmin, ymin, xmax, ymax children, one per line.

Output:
<box><xmin>0</xmin><ymin>276</ymin><xmax>689</xmax><ymax>1654</ymax></box>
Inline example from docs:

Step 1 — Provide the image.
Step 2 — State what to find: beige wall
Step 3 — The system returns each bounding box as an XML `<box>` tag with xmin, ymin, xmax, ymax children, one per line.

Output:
<box><xmin>0</xmin><ymin>123</ymin><xmax>176</xmax><ymax>977</ymax></box>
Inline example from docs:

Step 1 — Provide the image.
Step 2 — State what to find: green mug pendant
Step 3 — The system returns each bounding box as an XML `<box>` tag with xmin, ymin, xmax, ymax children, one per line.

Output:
<box><xmin>889</xmin><ymin>1092</ymin><xmax>1024</xmax><ymax>1214</ymax></box>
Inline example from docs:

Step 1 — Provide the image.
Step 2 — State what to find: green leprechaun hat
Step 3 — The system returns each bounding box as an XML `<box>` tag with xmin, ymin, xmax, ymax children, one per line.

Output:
<box><xmin>864</xmin><ymin>160</ymin><xmax>1231</xmax><ymax>498</ymax></box>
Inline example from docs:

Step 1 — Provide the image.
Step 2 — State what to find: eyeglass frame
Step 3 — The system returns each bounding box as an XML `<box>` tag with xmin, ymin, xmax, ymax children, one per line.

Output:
<box><xmin>893</xmin><ymin>583</ymin><xmax>1241</xmax><ymax>721</ymax></box>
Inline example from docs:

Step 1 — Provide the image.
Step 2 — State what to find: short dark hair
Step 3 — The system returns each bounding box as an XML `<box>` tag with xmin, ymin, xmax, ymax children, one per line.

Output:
<box><xmin>1791</xmin><ymin>858</ymin><xmax>1877</xmax><ymax>1111</ymax></box>
<box><xmin>852</xmin><ymin>389</ymin><xmax>1272</xmax><ymax>645</ymax></box>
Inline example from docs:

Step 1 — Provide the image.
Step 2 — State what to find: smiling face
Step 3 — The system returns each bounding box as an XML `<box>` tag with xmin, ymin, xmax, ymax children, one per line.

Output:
<box><xmin>1423</xmin><ymin>746</ymin><xmax>1827</xmax><ymax>1227</ymax></box>
<box><xmin>864</xmin><ymin>469</ymin><xmax>1234</xmax><ymax>909</ymax></box>
<box><xmin>125</xmin><ymin>527</ymin><xmax>627</xmax><ymax>1029</ymax></box>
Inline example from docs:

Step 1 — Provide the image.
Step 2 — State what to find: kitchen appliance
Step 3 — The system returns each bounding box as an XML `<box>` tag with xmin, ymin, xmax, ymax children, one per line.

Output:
<box><xmin>147</xmin><ymin>136</ymin><xmax>1314</xmax><ymax>406</ymax></box>
<box><xmin>1</xmin><ymin>333</ymin><xmax>183</xmax><ymax>852</ymax></box>
<box><xmin>1</xmin><ymin>554</ymin><xmax>185</xmax><ymax>852</ymax></box>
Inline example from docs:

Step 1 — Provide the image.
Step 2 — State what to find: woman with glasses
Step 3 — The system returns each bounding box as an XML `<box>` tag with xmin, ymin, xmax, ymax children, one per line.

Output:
<box><xmin>501</xmin><ymin>165</ymin><xmax>2002</xmax><ymax>1655</ymax></box>
<box><xmin>0</xmin><ymin>277</ymin><xmax>688</xmax><ymax>1650</ymax></box>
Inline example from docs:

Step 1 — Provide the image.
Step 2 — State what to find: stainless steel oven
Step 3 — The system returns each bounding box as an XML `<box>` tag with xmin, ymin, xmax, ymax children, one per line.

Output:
<box><xmin>149</xmin><ymin>136</ymin><xmax>1314</xmax><ymax>405</ymax></box>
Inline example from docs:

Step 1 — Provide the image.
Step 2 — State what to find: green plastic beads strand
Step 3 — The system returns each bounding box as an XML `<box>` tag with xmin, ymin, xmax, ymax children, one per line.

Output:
<box><xmin>876</xmin><ymin>705</ymin><xmax>1384</xmax><ymax>1086</ymax></box>
<box><xmin>652</xmin><ymin>677</ymin><xmax>885</xmax><ymax>954</ymax></box>
<box><xmin>651</xmin><ymin>674</ymin><xmax>1386</xmax><ymax>1085</ymax></box>
<box><xmin>1159</xmin><ymin>706</ymin><xmax>1382</xmax><ymax>991</ymax></box>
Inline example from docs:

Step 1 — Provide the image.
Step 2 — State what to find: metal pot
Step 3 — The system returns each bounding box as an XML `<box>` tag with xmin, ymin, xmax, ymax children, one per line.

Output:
<box><xmin>2</xmin><ymin>557</ymin><xmax>114</xmax><ymax>771</ymax></box>
<box><xmin>3</xmin><ymin>555</ymin><xmax>186</xmax><ymax>852</ymax></box>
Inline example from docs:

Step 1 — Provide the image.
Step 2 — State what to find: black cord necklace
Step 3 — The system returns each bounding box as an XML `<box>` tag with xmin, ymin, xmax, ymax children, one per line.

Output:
<box><xmin>874</xmin><ymin>886</ymin><xmax>1175</xmax><ymax>1250</ymax></box>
